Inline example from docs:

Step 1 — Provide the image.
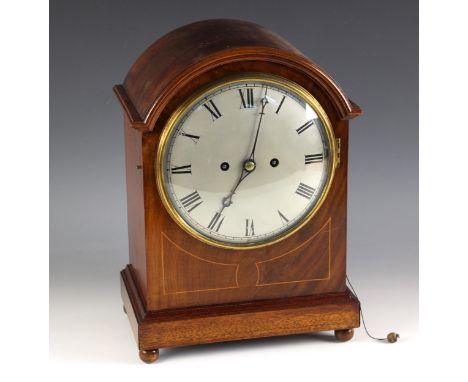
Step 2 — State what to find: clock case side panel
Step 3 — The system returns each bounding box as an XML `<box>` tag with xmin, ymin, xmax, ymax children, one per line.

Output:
<box><xmin>123</xmin><ymin>115</ymin><xmax>149</xmax><ymax>305</ymax></box>
<box><xmin>330</xmin><ymin>119</ymin><xmax>350</xmax><ymax>292</ymax></box>
<box><xmin>122</xmin><ymin>117</ymin><xmax>165</xmax><ymax>311</ymax></box>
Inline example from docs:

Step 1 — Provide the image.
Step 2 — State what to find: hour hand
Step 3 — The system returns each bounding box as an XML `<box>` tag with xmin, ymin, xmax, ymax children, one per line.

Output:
<box><xmin>222</xmin><ymin>194</ymin><xmax>233</xmax><ymax>207</ymax></box>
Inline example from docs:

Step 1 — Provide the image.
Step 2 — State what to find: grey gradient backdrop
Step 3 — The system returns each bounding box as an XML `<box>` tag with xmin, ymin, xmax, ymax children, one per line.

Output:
<box><xmin>50</xmin><ymin>0</ymin><xmax>418</xmax><ymax>363</ymax></box>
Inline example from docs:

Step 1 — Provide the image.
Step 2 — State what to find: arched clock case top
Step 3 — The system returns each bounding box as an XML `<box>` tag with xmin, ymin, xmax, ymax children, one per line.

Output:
<box><xmin>115</xmin><ymin>19</ymin><xmax>362</xmax><ymax>363</ymax></box>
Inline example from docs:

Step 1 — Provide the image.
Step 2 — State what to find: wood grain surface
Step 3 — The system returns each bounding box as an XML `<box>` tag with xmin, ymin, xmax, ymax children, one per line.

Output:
<box><xmin>115</xmin><ymin>19</ymin><xmax>362</xmax><ymax>354</ymax></box>
<box><xmin>121</xmin><ymin>266</ymin><xmax>360</xmax><ymax>350</ymax></box>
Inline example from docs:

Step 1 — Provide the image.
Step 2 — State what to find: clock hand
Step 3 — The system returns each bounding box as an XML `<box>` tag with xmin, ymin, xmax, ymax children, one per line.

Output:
<box><xmin>248</xmin><ymin>89</ymin><xmax>268</xmax><ymax>162</ymax></box>
<box><xmin>218</xmin><ymin>154</ymin><xmax>258</xmax><ymax>212</ymax></box>
<box><xmin>222</xmin><ymin>167</ymin><xmax>252</xmax><ymax>207</ymax></box>
<box><xmin>217</xmin><ymin>89</ymin><xmax>268</xmax><ymax>212</ymax></box>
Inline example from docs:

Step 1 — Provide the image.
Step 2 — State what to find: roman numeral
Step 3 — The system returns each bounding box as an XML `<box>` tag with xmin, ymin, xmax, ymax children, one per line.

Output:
<box><xmin>296</xmin><ymin>120</ymin><xmax>314</xmax><ymax>134</ymax></box>
<box><xmin>305</xmin><ymin>153</ymin><xmax>324</xmax><ymax>164</ymax></box>
<box><xmin>245</xmin><ymin>219</ymin><xmax>255</xmax><ymax>236</ymax></box>
<box><xmin>295</xmin><ymin>182</ymin><xmax>316</xmax><ymax>200</ymax></box>
<box><xmin>171</xmin><ymin>164</ymin><xmax>191</xmax><ymax>174</ymax></box>
<box><xmin>180</xmin><ymin>191</ymin><xmax>203</xmax><ymax>212</ymax></box>
<box><xmin>239</xmin><ymin>88</ymin><xmax>254</xmax><ymax>108</ymax></box>
<box><xmin>277</xmin><ymin>210</ymin><xmax>289</xmax><ymax>225</ymax></box>
<box><xmin>203</xmin><ymin>100</ymin><xmax>222</xmax><ymax>121</ymax></box>
<box><xmin>180</xmin><ymin>132</ymin><xmax>200</xmax><ymax>142</ymax></box>
<box><xmin>207</xmin><ymin>212</ymin><xmax>224</xmax><ymax>232</ymax></box>
<box><xmin>275</xmin><ymin>95</ymin><xmax>285</xmax><ymax>114</ymax></box>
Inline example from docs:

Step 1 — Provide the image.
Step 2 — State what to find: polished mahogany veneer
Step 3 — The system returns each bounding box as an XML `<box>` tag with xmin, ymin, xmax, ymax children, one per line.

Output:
<box><xmin>114</xmin><ymin>19</ymin><xmax>362</xmax><ymax>363</ymax></box>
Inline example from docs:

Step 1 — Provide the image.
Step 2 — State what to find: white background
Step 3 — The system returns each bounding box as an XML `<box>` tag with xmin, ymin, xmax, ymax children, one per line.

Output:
<box><xmin>0</xmin><ymin>1</ymin><xmax>466</xmax><ymax>380</ymax></box>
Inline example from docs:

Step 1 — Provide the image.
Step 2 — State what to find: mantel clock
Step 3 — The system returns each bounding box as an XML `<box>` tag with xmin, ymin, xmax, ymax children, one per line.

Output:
<box><xmin>114</xmin><ymin>19</ymin><xmax>362</xmax><ymax>363</ymax></box>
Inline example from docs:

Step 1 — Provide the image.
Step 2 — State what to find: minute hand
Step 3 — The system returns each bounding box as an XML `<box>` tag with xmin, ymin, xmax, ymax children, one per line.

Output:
<box><xmin>248</xmin><ymin>95</ymin><xmax>268</xmax><ymax>161</ymax></box>
<box><xmin>217</xmin><ymin>92</ymin><xmax>268</xmax><ymax>211</ymax></box>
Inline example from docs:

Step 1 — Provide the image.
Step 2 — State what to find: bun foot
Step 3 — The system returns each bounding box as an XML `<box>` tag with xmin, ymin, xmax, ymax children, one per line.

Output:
<box><xmin>334</xmin><ymin>329</ymin><xmax>354</xmax><ymax>342</ymax></box>
<box><xmin>139</xmin><ymin>349</ymin><xmax>159</xmax><ymax>363</ymax></box>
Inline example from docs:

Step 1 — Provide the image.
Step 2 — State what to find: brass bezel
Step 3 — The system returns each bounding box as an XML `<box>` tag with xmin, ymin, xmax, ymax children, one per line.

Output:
<box><xmin>156</xmin><ymin>74</ymin><xmax>337</xmax><ymax>250</ymax></box>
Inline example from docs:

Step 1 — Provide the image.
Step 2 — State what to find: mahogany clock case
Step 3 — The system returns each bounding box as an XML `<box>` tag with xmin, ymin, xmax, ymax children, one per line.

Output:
<box><xmin>50</xmin><ymin>1</ymin><xmax>418</xmax><ymax>365</ymax></box>
<box><xmin>115</xmin><ymin>19</ymin><xmax>362</xmax><ymax>355</ymax></box>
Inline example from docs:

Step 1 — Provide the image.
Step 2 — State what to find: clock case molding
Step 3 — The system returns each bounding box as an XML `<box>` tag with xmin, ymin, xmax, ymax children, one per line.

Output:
<box><xmin>114</xmin><ymin>19</ymin><xmax>362</xmax><ymax>355</ymax></box>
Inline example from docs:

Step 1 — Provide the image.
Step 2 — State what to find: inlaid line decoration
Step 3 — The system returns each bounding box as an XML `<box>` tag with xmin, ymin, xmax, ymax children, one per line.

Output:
<box><xmin>255</xmin><ymin>218</ymin><xmax>332</xmax><ymax>286</ymax></box>
<box><xmin>161</xmin><ymin>232</ymin><xmax>240</xmax><ymax>295</ymax></box>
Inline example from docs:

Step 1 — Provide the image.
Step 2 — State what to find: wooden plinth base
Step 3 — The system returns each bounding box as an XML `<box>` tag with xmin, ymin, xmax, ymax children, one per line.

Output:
<box><xmin>121</xmin><ymin>266</ymin><xmax>360</xmax><ymax>362</ymax></box>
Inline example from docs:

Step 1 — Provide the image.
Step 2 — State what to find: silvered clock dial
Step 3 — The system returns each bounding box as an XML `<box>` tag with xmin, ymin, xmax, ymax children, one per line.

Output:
<box><xmin>157</xmin><ymin>75</ymin><xmax>337</xmax><ymax>248</ymax></box>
